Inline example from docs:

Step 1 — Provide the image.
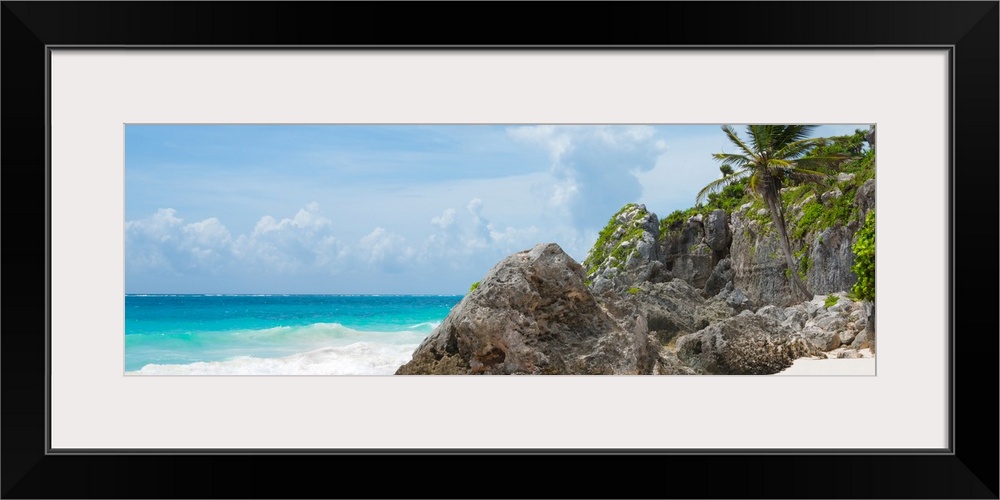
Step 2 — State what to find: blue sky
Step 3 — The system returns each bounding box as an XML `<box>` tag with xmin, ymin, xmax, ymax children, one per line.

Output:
<box><xmin>125</xmin><ymin>124</ymin><xmax>868</xmax><ymax>294</ymax></box>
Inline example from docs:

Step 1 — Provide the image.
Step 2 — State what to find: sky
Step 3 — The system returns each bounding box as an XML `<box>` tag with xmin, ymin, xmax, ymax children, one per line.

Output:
<box><xmin>125</xmin><ymin>124</ymin><xmax>868</xmax><ymax>294</ymax></box>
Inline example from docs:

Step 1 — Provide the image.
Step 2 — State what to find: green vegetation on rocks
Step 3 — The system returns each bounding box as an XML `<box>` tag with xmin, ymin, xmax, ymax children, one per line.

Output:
<box><xmin>581</xmin><ymin>127</ymin><xmax>874</xmax><ymax>306</ymax></box>
<box><xmin>660</xmin><ymin>128</ymin><xmax>873</xmax><ymax>249</ymax></box>
<box><xmin>824</xmin><ymin>295</ymin><xmax>839</xmax><ymax>308</ymax></box>
<box><xmin>850</xmin><ymin>210</ymin><xmax>875</xmax><ymax>302</ymax></box>
<box><xmin>469</xmin><ymin>281</ymin><xmax>480</xmax><ymax>293</ymax></box>
<box><xmin>584</xmin><ymin>203</ymin><xmax>650</xmax><ymax>276</ymax></box>
<box><xmin>697</xmin><ymin>125</ymin><xmax>853</xmax><ymax>300</ymax></box>
<box><xmin>794</xmin><ymin>244</ymin><xmax>812</xmax><ymax>280</ymax></box>
<box><xmin>659</xmin><ymin>182</ymin><xmax>748</xmax><ymax>239</ymax></box>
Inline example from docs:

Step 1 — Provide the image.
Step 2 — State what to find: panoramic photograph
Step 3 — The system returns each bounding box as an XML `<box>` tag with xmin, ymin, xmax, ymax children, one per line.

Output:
<box><xmin>125</xmin><ymin>124</ymin><xmax>876</xmax><ymax>376</ymax></box>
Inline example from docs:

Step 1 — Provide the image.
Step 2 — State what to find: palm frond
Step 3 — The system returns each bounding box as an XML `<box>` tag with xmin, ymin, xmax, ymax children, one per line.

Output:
<box><xmin>771</xmin><ymin>125</ymin><xmax>817</xmax><ymax>149</ymax></box>
<box><xmin>773</xmin><ymin>138</ymin><xmax>822</xmax><ymax>160</ymax></box>
<box><xmin>786</xmin><ymin>167</ymin><xmax>829</xmax><ymax>185</ymax></box>
<box><xmin>746</xmin><ymin>171</ymin><xmax>764</xmax><ymax>198</ymax></box>
<box><xmin>695</xmin><ymin>169</ymin><xmax>749</xmax><ymax>204</ymax></box>
<box><xmin>795</xmin><ymin>153</ymin><xmax>853</xmax><ymax>166</ymax></box>
<box><xmin>712</xmin><ymin>152</ymin><xmax>751</xmax><ymax>168</ymax></box>
<box><xmin>748</xmin><ymin>125</ymin><xmax>771</xmax><ymax>154</ymax></box>
<box><xmin>721</xmin><ymin>125</ymin><xmax>758</xmax><ymax>159</ymax></box>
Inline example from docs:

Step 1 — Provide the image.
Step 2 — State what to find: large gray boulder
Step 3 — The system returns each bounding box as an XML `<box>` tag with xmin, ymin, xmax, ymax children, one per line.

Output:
<box><xmin>628</xmin><ymin>279</ymin><xmax>736</xmax><ymax>345</ymax></box>
<box><xmin>675</xmin><ymin>315</ymin><xmax>819</xmax><ymax>375</ymax></box>
<box><xmin>396</xmin><ymin>243</ymin><xmax>661</xmax><ymax>375</ymax></box>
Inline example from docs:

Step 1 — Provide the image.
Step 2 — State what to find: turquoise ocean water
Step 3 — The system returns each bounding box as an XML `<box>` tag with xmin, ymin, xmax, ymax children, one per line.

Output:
<box><xmin>125</xmin><ymin>295</ymin><xmax>462</xmax><ymax>375</ymax></box>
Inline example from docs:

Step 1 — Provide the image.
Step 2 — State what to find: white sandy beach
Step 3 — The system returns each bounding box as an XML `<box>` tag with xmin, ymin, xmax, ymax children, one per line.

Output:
<box><xmin>775</xmin><ymin>349</ymin><xmax>875</xmax><ymax>375</ymax></box>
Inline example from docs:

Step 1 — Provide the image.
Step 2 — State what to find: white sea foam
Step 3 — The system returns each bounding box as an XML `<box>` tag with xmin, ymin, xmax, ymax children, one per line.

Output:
<box><xmin>127</xmin><ymin>342</ymin><xmax>419</xmax><ymax>376</ymax></box>
<box><xmin>408</xmin><ymin>321</ymin><xmax>441</xmax><ymax>330</ymax></box>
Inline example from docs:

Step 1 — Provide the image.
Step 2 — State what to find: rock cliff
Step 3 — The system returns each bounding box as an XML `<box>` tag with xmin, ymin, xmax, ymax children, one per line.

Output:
<box><xmin>615</xmin><ymin>173</ymin><xmax>875</xmax><ymax>307</ymax></box>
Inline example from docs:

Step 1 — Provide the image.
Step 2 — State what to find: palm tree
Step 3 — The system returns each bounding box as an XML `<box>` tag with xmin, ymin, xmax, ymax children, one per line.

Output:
<box><xmin>697</xmin><ymin>125</ymin><xmax>846</xmax><ymax>301</ymax></box>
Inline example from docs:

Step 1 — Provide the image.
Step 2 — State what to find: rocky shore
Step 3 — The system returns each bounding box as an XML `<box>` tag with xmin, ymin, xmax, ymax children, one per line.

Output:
<box><xmin>397</xmin><ymin>167</ymin><xmax>875</xmax><ymax>375</ymax></box>
<box><xmin>396</xmin><ymin>242</ymin><xmax>874</xmax><ymax>375</ymax></box>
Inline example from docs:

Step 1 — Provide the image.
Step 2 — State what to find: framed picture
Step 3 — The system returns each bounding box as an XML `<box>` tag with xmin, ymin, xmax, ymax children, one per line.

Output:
<box><xmin>4</xmin><ymin>2</ymin><xmax>996</xmax><ymax>498</ymax></box>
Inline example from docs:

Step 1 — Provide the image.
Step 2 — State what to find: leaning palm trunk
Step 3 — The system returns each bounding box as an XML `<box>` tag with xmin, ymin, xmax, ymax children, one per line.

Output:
<box><xmin>762</xmin><ymin>179</ymin><xmax>812</xmax><ymax>301</ymax></box>
<box><xmin>701</xmin><ymin>125</ymin><xmax>849</xmax><ymax>303</ymax></box>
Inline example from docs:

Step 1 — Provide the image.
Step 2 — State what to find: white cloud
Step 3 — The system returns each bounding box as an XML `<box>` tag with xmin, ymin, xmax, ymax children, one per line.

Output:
<box><xmin>507</xmin><ymin>125</ymin><xmax>668</xmax><ymax>232</ymax></box>
<box><xmin>466</xmin><ymin>198</ymin><xmax>483</xmax><ymax>216</ymax></box>
<box><xmin>430</xmin><ymin>208</ymin><xmax>456</xmax><ymax>229</ymax></box>
<box><xmin>127</xmin><ymin>203</ymin><xmax>344</xmax><ymax>280</ymax></box>
<box><xmin>183</xmin><ymin>218</ymin><xmax>231</xmax><ymax>247</ymax></box>
<box><xmin>417</xmin><ymin>198</ymin><xmax>544</xmax><ymax>273</ymax></box>
<box><xmin>359</xmin><ymin>227</ymin><xmax>414</xmax><ymax>273</ymax></box>
<box><xmin>125</xmin><ymin>208</ymin><xmax>235</xmax><ymax>274</ymax></box>
<box><xmin>253</xmin><ymin>202</ymin><xmax>331</xmax><ymax>235</ymax></box>
<box><xmin>506</xmin><ymin>125</ymin><xmax>573</xmax><ymax>164</ymax></box>
<box><xmin>124</xmin><ymin>208</ymin><xmax>183</xmax><ymax>242</ymax></box>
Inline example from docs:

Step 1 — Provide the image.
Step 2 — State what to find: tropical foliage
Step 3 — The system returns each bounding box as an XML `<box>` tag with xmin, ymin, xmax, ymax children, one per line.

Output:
<box><xmin>697</xmin><ymin>125</ymin><xmax>850</xmax><ymax>300</ymax></box>
<box><xmin>850</xmin><ymin>210</ymin><xmax>875</xmax><ymax>302</ymax></box>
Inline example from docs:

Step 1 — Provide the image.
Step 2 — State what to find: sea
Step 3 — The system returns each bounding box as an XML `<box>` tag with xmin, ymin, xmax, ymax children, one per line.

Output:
<box><xmin>124</xmin><ymin>294</ymin><xmax>463</xmax><ymax>375</ymax></box>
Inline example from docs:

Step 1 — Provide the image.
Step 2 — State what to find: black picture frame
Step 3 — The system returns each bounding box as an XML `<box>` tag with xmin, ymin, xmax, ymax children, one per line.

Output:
<box><xmin>3</xmin><ymin>2</ymin><xmax>997</xmax><ymax>498</ymax></box>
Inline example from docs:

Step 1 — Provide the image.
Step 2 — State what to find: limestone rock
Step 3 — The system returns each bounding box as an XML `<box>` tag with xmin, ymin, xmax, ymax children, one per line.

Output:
<box><xmin>695</xmin><ymin>298</ymin><xmax>738</xmax><ymax>330</ymax></box>
<box><xmin>809</xmin><ymin>314</ymin><xmax>847</xmax><ymax>333</ymax></box>
<box><xmin>724</xmin><ymin>287</ymin><xmax>753</xmax><ymax>312</ymax></box>
<box><xmin>396</xmin><ymin>243</ymin><xmax>659</xmax><ymax>375</ymax></box>
<box><xmin>820</xmin><ymin>189</ymin><xmax>842</xmax><ymax>204</ymax></box>
<box><xmin>836</xmin><ymin>349</ymin><xmax>862</xmax><ymax>359</ymax></box>
<box><xmin>781</xmin><ymin>305</ymin><xmax>810</xmax><ymax>330</ymax></box>
<box><xmin>585</xmin><ymin>204</ymin><xmax>662</xmax><ymax>294</ymax></box>
<box><xmin>807</xmin><ymin>228</ymin><xmax>858</xmax><ymax>294</ymax></box>
<box><xmin>660</xmin><ymin>216</ymin><xmax>714</xmax><ymax>289</ymax></box>
<box><xmin>728</xmin><ymin>207</ymin><xmax>796</xmax><ymax>307</ymax></box>
<box><xmin>704</xmin><ymin>258</ymin><xmax>734</xmax><ymax>297</ymax></box>
<box><xmin>630</xmin><ymin>279</ymin><xmax>712</xmax><ymax>344</ymax></box>
<box><xmin>855</xmin><ymin>179</ymin><xmax>876</xmax><ymax>217</ymax></box>
<box><xmin>864</xmin><ymin>300</ymin><xmax>876</xmax><ymax>354</ymax></box>
<box><xmin>850</xmin><ymin>330</ymin><xmax>870</xmax><ymax>350</ymax></box>
<box><xmin>704</xmin><ymin>209</ymin><xmax>732</xmax><ymax>252</ymax></box>
<box><xmin>800</xmin><ymin>326</ymin><xmax>842</xmax><ymax>352</ymax></box>
<box><xmin>839</xmin><ymin>330</ymin><xmax>858</xmax><ymax>346</ymax></box>
<box><xmin>755</xmin><ymin>304</ymin><xmax>786</xmax><ymax>322</ymax></box>
<box><xmin>675</xmin><ymin>315</ymin><xmax>818</xmax><ymax>375</ymax></box>
<box><xmin>654</xmin><ymin>348</ymin><xmax>699</xmax><ymax>375</ymax></box>
<box><xmin>837</xmin><ymin>172</ymin><xmax>856</xmax><ymax>183</ymax></box>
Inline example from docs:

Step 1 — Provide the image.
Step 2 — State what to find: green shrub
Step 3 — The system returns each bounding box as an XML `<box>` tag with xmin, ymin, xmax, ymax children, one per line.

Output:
<box><xmin>850</xmin><ymin>210</ymin><xmax>875</xmax><ymax>302</ymax></box>
<box><xmin>705</xmin><ymin>182</ymin><xmax>747</xmax><ymax>212</ymax></box>
<box><xmin>585</xmin><ymin>203</ymin><xmax>648</xmax><ymax>275</ymax></box>
<box><xmin>627</xmin><ymin>287</ymin><xmax>641</xmax><ymax>295</ymax></box>
<box><xmin>469</xmin><ymin>281</ymin><xmax>480</xmax><ymax>293</ymax></box>
<box><xmin>824</xmin><ymin>295</ymin><xmax>839</xmax><ymax>308</ymax></box>
<box><xmin>659</xmin><ymin>207</ymin><xmax>698</xmax><ymax>237</ymax></box>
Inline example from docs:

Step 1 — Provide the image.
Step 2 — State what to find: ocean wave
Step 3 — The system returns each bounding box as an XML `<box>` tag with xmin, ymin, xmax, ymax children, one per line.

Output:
<box><xmin>408</xmin><ymin>321</ymin><xmax>441</xmax><ymax>330</ymax></box>
<box><xmin>127</xmin><ymin>322</ymin><xmax>426</xmax><ymax>342</ymax></box>
<box><xmin>126</xmin><ymin>342</ymin><xmax>418</xmax><ymax>376</ymax></box>
<box><xmin>124</xmin><ymin>322</ymin><xmax>429</xmax><ymax>371</ymax></box>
